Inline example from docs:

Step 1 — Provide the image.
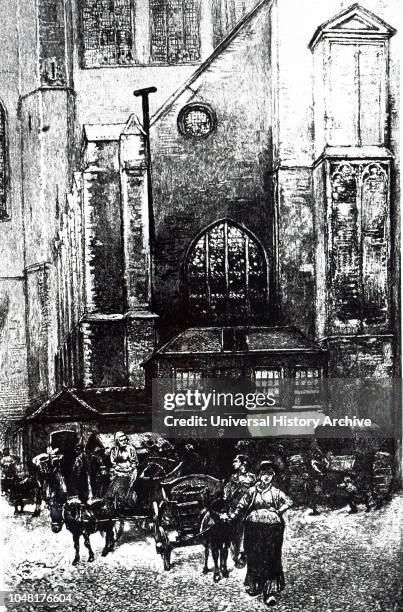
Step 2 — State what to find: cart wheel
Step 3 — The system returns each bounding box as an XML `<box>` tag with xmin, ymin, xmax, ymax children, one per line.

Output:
<box><xmin>162</xmin><ymin>547</ymin><xmax>171</xmax><ymax>571</ymax></box>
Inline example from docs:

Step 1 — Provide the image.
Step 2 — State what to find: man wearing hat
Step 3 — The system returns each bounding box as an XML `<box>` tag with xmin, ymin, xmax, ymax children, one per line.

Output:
<box><xmin>32</xmin><ymin>445</ymin><xmax>63</xmax><ymax>501</ymax></box>
<box><xmin>229</xmin><ymin>460</ymin><xmax>293</xmax><ymax>607</ymax></box>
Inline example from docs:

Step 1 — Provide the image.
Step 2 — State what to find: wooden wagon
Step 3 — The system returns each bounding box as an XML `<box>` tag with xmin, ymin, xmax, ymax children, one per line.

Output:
<box><xmin>152</xmin><ymin>474</ymin><xmax>222</xmax><ymax>570</ymax></box>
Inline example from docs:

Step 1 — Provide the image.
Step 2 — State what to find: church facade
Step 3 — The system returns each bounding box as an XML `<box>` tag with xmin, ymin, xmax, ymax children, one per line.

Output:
<box><xmin>0</xmin><ymin>0</ymin><xmax>399</xmax><ymax>459</ymax></box>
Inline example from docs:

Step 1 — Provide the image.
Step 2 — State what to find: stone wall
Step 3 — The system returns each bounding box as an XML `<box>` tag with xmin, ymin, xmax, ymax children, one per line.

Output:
<box><xmin>275</xmin><ymin>167</ymin><xmax>315</xmax><ymax>336</ymax></box>
<box><xmin>25</xmin><ymin>265</ymin><xmax>52</xmax><ymax>404</ymax></box>
<box><xmin>82</xmin><ymin>320</ymin><xmax>127</xmax><ymax>388</ymax></box>
<box><xmin>0</xmin><ymin>279</ymin><xmax>30</xmax><ymax>422</ymax></box>
<box><xmin>151</xmin><ymin>1</ymin><xmax>272</xmax><ymax>336</ymax></box>
<box><xmin>83</xmin><ymin>169</ymin><xmax>124</xmax><ymax>313</ymax></box>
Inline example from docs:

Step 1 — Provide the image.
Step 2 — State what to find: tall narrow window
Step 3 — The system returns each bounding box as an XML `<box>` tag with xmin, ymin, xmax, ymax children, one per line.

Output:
<box><xmin>150</xmin><ymin>0</ymin><xmax>201</xmax><ymax>64</ymax></box>
<box><xmin>361</xmin><ymin>164</ymin><xmax>389</xmax><ymax>325</ymax></box>
<box><xmin>254</xmin><ymin>369</ymin><xmax>282</xmax><ymax>398</ymax></box>
<box><xmin>329</xmin><ymin>161</ymin><xmax>390</xmax><ymax>332</ymax></box>
<box><xmin>186</xmin><ymin>220</ymin><xmax>267</xmax><ymax>324</ymax></box>
<box><xmin>292</xmin><ymin>367</ymin><xmax>322</xmax><ymax>408</ymax></box>
<box><xmin>174</xmin><ymin>369</ymin><xmax>203</xmax><ymax>392</ymax></box>
<box><xmin>0</xmin><ymin>103</ymin><xmax>9</xmax><ymax>221</ymax></box>
<box><xmin>330</xmin><ymin>163</ymin><xmax>360</xmax><ymax>327</ymax></box>
<box><xmin>81</xmin><ymin>0</ymin><xmax>134</xmax><ymax>67</ymax></box>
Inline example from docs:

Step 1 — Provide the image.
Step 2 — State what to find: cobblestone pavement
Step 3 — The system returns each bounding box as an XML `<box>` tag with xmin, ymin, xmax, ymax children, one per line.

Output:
<box><xmin>1</xmin><ymin>494</ymin><xmax>401</xmax><ymax>612</ymax></box>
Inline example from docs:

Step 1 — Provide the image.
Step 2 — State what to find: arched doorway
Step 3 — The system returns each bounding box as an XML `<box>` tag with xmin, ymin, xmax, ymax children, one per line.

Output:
<box><xmin>185</xmin><ymin>219</ymin><xmax>268</xmax><ymax>324</ymax></box>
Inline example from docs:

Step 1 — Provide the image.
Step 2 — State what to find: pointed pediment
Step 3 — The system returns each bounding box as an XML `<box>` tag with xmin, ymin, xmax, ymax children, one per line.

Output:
<box><xmin>122</xmin><ymin>113</ymin><xmax>146</xmax><ymax>137</ymax></box>
<box><xmin>309</xmin><ymin>4</ymin><xmax>396</xmax><ymax>50</ymax></box>
<box><xmin>334</xmin><ymin>15</ymin><xmax>377</xmax><ymax>31</ymax></box>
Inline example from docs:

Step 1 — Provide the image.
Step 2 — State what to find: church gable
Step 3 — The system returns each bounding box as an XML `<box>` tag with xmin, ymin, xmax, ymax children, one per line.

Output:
<box><xmin>309</xmin><ymin>4</ymin><xmax>396</xmax><ymax>49</ymax></box>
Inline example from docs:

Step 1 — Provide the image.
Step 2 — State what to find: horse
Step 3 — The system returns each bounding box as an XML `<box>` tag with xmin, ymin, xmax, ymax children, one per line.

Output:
<box><xmin>3</xmin><ymin>474</ymin><xmax>42</xmax><ymax>516</ymax></box>
<box><xmin>47</xmin><ymin>461</ymin><xmax>116</xmax><ymax>565</ymax></box>
<box><xmin>199</xmin><ymin>497</ymin><xmax>234</xmax><ymax>582</ymax></box>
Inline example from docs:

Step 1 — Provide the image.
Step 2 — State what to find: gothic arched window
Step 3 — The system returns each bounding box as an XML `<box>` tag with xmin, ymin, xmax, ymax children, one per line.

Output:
<box><xmin>0</xmin><ymin>102</ymin><xmax>9</xmax><ymax>221</ymax></box>
<box><xmin>150</xmin><ymin>0</ymin><xmax>201</xmax><ymax>64</ymax></box>
<box><xmin>186</xmin><ymin>220</ymin><xmax>268</xmax><ymax>324</ymax></box>
<box><xmin>81</xmin><ymin>0</ymin><xmax>134</xmax><ymax>67</ymax></box>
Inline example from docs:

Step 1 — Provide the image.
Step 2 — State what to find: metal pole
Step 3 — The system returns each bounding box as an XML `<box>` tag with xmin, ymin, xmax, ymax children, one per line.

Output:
<box><xmin>133</xmin><ymin>86</ymin><xmax>157</xmax><ymax>305</ymax></box>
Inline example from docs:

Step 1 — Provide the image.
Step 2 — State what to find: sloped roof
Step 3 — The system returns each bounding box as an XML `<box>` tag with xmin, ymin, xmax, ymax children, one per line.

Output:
<box><xmin>151</xmin><ymin>0</ymin><xmax>271</xmax><ymax>125</ymax></box>
<box><xmin>75</xmin><ymin>388</ymin><xmax>151</xmax><ymax>415</ymax></box>
<box><xmin>84</xmin><ymin>123</ymin><xmax>125</xmax><ymax>142</ymax></box>
<box><xmin>25</xmin><ymin>388</ymin><xmax>151</xmax><ymax>421</ymax></box>
<box><xmin>146</xmin><ymin>326</ymin><xmax>325</xmax><ymax>359</ymax></box>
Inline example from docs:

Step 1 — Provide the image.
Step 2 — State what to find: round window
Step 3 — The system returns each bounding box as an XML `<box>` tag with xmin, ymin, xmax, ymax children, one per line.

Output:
<box><xmin>177</xmin><ymin>104</ymin><xmax>216</xmax><ymax>138</ymax></box>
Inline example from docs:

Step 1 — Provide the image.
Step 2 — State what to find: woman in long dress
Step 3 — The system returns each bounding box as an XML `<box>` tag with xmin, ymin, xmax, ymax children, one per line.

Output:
<box><xmin>106</xmin><ymin>432</ymin><xmax>139</xmax><ymax>509</ymax></box>
<box><xmin>230</xmin><ymin>461</ymin><xmax>292</xmax><ymax>606</ymax></box>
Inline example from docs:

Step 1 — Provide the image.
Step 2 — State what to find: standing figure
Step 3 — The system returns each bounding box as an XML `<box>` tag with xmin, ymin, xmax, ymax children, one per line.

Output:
<box><xmin>90</xmin><ymin>446</ymin><xmax>110</xmax><ymax>499</ymax></box>
<box><xmin>1</xmin><ymin>448</ymin><xmax>18</xmax><ymax>495</ymax></box>
<box><xmin>72</xmin><ymin>444</ymin><xmax>97</xmax><ymax>504</ymax></box>
<box><xmin>223</xmin><ymin>454</ymin><xmax>255</xmax><ymax>567</ymax></box>
<box><xmin>32</xmin><ymin>446</ymin><xmax>63</xmax><ymax>501</ymax></box>
<box><xmin>1</xmin><ymin>448</ymin><xmax>18</xmax><ymax>476</ymax></box>
<box><xmin>106</xmin><ymin>432</ymin><xmax>139</xmax><ymax>509</ymax></box>
<box><xmin>230</xmin><ymin>461</ymin><xmax>293</xmax><ymax>607</ymax></box>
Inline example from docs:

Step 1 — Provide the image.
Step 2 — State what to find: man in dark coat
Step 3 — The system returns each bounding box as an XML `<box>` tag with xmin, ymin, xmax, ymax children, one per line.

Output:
<box><xmin>223</xmin><ymin>454</ymin><xmax>255</xmax><ymax>566</ymax></box>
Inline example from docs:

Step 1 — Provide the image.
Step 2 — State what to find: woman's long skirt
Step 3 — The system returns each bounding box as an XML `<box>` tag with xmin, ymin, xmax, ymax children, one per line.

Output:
<box><xmin>243</xmin><ymin>520</ymin><xmax>285</xmax><ymax>595</ymax></box>
<box><xmin>106</xmin><ymin>474</ymin><xmax>137</xmax><ymax>508</ymax></box>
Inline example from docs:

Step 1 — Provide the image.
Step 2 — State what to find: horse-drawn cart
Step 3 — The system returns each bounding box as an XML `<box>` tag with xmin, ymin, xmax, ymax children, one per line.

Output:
<box><xmin>152</xmin><ymin>474</ymin><xmax>222</xmax><ymax>570</ymax></box>
<box><xmin>134</xmin><ymin>457</ymin><xmax>184</xmax><ymax>515</ymax></box>
<box><xmin>112</xmin><ymin>457</ymin><xmax>185</xmax><ymax>539</ymax></box>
